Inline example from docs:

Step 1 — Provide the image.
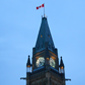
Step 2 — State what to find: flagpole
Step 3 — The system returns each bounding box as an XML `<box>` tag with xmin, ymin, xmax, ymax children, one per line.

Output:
<box><xmin>44</xmin><ymin>3</ymin><xmax>45</xmax><ymax>17</ymax></box>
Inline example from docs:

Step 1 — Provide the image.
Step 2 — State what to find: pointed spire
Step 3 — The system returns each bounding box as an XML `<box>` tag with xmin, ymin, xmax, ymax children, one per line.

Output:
<box><xmin>26</xmin><ymin>55</ymin><xmax>32</xmax><ymax>73</ymax></box>
<box><xmin>35</xmin><ymin>17</ymin><xmax>55</xmax><ymax>52</ymax></box>
<box><xmin>27</xmin><ymin>55</ymin><xmax>31</xmax><ymax>67</ymax></box>
<box><xmin>59</xmin><ymin>56</ymin><xmax>65</xmax><ymax>74</ymax></box>
<box><xmin>60</xmin><ymin>56</ymin><xmax>64</xmax><ymax>67</ymax></box>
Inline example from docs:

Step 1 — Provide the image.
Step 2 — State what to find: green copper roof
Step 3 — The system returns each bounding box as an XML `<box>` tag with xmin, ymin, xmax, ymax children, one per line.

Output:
<box><xmin>35</xmin><ymin>17</ymin><xmax>55</xmax><ymax>52</ymax></box>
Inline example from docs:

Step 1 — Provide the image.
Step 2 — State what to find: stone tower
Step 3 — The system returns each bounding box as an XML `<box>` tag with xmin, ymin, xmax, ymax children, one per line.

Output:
<box><xmin>21</xmin><ymin>17</ymin><xmax>67</xmax><ymax>85</ymax></box>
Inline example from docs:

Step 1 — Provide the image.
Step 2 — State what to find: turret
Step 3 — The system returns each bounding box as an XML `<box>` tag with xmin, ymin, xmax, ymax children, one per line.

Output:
<box><xmin>59</xmin><ymin>56</ymin><xmax>64</xmax><ymax>74</ymax></box>
<box><xmin>26</xmin><ymin>55</ymin><xmax>32</xmax><ymax>73</ymax></box>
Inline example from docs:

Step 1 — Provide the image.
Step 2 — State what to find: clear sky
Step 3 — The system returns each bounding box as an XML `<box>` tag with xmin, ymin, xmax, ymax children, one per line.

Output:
<box><xmin>0</xmin><ymin>0</ymin><xmax>85</xmax><ymax>85</ymax></box>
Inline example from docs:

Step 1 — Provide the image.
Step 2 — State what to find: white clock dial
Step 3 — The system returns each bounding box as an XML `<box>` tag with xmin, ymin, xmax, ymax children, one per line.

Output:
<box><xmin>36</xmin><ymin>57</ymin><xmax>45</xmax><ymax>67</ymax></box>
<box><xmin>50</xmin><ymin>58</ymin><xmax>55</xmax><ymax>68</ymax></box>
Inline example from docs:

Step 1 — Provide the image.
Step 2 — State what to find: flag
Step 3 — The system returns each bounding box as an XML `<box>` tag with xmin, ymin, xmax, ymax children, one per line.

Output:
<box><xmin>36</xmin><ymin>4</ymin><xmax>44</xmax><ymax>10</ymax></box>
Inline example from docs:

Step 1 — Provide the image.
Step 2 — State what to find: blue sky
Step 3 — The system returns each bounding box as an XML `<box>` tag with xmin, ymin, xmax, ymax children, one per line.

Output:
<box><xmin>0</xmin><ymin>0</ymin><xmax>85</xmax><ymax>85</ymax></box>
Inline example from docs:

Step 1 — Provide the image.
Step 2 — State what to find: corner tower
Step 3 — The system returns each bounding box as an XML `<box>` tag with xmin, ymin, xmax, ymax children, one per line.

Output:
<box><xmin>21</xmin><ymin>17</ymin><xmax>67</xmax><ymax>85</ymax></box>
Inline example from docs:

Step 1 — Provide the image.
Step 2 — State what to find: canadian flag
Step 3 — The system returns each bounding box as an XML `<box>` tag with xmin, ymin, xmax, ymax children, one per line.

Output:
<box><xmin>36</xmin><ymin>4</ymin><xmax>44</xmax><ymax>10</ymax></box>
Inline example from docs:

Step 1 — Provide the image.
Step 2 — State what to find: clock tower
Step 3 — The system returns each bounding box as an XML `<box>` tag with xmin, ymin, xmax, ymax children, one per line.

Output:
<box><xmin>20</xmin><ymin>17</ymin><xmax>69</xmax><ymax>85</ymax></box>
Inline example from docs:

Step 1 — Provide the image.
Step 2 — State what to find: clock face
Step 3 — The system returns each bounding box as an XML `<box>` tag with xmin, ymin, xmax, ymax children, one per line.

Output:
<box><xmin>50</xmin><ymin>58</ymin><xmax>55</xmax><ymax>68</ymax></box>
<box><xmin>36</xmin><ymin>57</ymin><xmax>45</xmax><ymax>67</ymax></box>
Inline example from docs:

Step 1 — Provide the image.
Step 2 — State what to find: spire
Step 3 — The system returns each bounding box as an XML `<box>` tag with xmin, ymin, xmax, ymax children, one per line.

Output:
<box><xmin>35</xmin><ymin>17</ymin><xmax>55</xmax><ymax>52</ymax></box>
<box><xmin>26</xmin><ymin>55</ymin><xmax>32</xmax><ymax>73</ymax></box>
<box><xmin>60</xmin><ymin>56</ymin><xmax>64</xmax><ymax>67</ymax></box>
<box><xmin>59</xmin><ymin>56</ymin><xmax>64</xmax><ymax>74</ymax></box>
<box><xmin>27</xmin><ymin>55</ymin><xmax>31</xmax><ymax>67</ymax></box>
